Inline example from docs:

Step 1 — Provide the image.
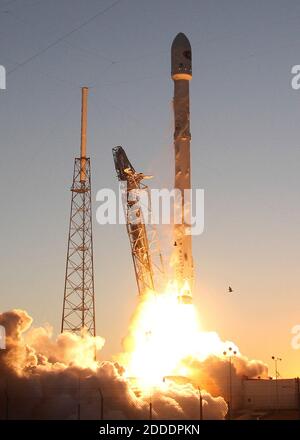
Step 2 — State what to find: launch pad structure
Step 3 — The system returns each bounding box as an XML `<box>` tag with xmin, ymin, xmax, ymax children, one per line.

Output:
<box><xmin>113</xmin><ymin>146</ymin><xmax>165</xmax><ymax>295</ymax></box>
<box><xmin>61</xmin><ymin>87</ymin><xmax>96</xmax><ymax>337</ymax></box>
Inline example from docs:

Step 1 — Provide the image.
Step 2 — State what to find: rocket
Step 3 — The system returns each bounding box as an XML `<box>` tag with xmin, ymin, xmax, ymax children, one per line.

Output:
<box><xmin>171</xmin><ymin>33</ymin><xmax>194</xmax><ymax>302</ymax></box>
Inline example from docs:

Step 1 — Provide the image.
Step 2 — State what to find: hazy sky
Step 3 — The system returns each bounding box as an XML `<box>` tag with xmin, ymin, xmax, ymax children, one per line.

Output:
<box><xmin>1</xmin><ymin>0</ymin><xmax>300</xmax><ymax>378</ymax></box>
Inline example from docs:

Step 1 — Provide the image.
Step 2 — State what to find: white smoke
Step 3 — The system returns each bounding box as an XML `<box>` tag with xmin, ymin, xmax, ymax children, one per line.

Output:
<box><xmin>181</xmin><ymin>353</ymin><xmax>268</xmax><ymax>409</ymax></box>
<box><xmin>0</xmin><ymin>309</ymin><xmax>229</xmax><ymax>420</ymax></box>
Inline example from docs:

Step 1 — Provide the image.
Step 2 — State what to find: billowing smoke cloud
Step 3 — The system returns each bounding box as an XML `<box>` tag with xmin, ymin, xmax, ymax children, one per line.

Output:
<box><xmin>0</xmin><ymin>309</ymin><xmax>229</xmax><ymax>420</ymax></box>
<box><xmin>181</xmin><ymin>353</ymin><xmax>268</xmax><ymax>409</ymax></box>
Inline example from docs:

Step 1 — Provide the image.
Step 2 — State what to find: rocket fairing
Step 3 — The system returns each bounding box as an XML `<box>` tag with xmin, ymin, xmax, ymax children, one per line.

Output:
<box><xmin>171</xmin><ymin>33</ymin><xmax>194</xmax><ymax>301</ymax></box>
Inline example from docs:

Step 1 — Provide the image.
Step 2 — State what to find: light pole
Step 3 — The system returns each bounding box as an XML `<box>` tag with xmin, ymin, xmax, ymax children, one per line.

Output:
<box><xmin>77</xmin><ymin>371</ymin><xmax>81</xmax><ymax>420</ymax></box>
<box><xmin>223</xmin><ymin>347</ymin><xmax>236</xmax><ymax>420</ymax></box>
<box><xmin>271</xmin><ymin>355</ymin><xmax>282</xmax><ymax>411</ymax></box>
<box><xmin>98</xmin><ymin>387</ymin><xmax>104</xmax><ymax>420</ymax></box>
<box><xmin>149</xmin><ymin>393</ymin><xmax>153</xmax><ymax>420</ymax></box>
<box><xmin>296</xmin><ymin>377</ymin><xmax>300</xmax><ymax>419</ymax></box>
<box><xmin>4</xmin><ymin>387</ymin><xmax>8</xmax><ymax>420</ymax></box>
<box><xmin>197</xmin><ymin>386</ymin><xmax>203</xmax><ymax>420</ymax></box>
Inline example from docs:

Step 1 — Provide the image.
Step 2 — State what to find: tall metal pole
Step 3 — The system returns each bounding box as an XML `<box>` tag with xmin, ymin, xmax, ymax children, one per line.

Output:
<box><xmin>229</xmin><ymin>356</ymin><xmax>232</xmax><ymax>419</ymax></box>
<box><xmin>296</xmin><ymin>377</ymin><xmax>300</xmax><ymax>419</ymax></box>
<box><xmin>272</xmin><ymin>355</ymin><xmax>282</xmax><ymax>411</ymax></box>
<box><xmin>275</xmin><ymin>358</ymin><xmax>278</xmax><ymax>411</ymax></box>
<box><xmin>98</xmin><ymin>387</ymin><xmax>104</xmax><ymax>420</ymax></box>
<box><xmin>4</xmin><ymin>387</ymin><xmax>8</xmax><ymax>420</ymax></box>
<box><xmin>149</xmin><ymin>400</ymin><xmax>152</xmax><ymax>421</ymax></box>
<box><xmin>78</xmin><ymin>371</ymin><xmax>81</xmax><ymax>420</ymax></box>
<box><xmin>149</xmin><ymin>388</ymin><xmax>153</xmax><ymax>420</ymax></box>
<box><xmin>223</xmin><ymin>347</ymin><xmax>236</xmax><ymax>420</ymax></box>
<box><xmin>80</xmin><ymin>87</ymin><xmax>88</xmax><ymax>183</ymax></box>
<box><xmin>197</xmin><ymin>386</ymin><xmax>203</xmax><ymax>420</ymax></box>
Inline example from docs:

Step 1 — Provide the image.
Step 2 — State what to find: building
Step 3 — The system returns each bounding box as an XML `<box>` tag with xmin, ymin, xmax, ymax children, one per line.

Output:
<box><xmin>242</xmin><ymin>377</ymin><xmax>300</xmax><ymax>411</ymax></box>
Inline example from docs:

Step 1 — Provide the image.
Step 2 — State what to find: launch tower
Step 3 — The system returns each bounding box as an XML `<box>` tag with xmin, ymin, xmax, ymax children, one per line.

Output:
<box><xmin>113</xmin><ymin>146</ymin><xmax>165</xmax><ymax>295</ymax></box>
<box><xmin>61</xmin><ymin>87</ymin><xmax>96</xmax><ymax>336</ymax></box>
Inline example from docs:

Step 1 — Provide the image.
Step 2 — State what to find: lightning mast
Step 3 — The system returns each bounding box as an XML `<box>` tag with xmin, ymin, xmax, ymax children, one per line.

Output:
<box><xmin>113</xmin><ymin>146</ymin><xmax>165</xmax><ymax>295</ymax></box>
<box><xmin>61</xmin><ymin>87</ymin><xmax>96</xmax><ymax>336</ymax></box>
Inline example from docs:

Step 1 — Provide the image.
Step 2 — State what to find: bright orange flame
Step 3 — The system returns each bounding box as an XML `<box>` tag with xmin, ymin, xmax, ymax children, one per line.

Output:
<box><xmin>122</xmin><ymin>281</ymin><xmax>239</xmax><ymax>390</ymax></box>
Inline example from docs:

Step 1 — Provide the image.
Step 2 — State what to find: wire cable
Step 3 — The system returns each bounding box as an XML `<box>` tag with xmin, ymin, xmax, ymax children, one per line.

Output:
<box><xmin>7</xmin><ymin>0</ymin><xmax>122</xmax><ymax>75</ymax></box>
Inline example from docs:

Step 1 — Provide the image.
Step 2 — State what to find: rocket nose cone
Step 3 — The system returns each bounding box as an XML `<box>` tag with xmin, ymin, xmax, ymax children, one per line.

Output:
<box><xmin>171</xmin><ymin>33</ymin><xmax>192</xmax><ymax>80</ymax></box>
<box><xmin>172</xmin><ymin>33</ymin><xmax>191</xmax><ymax>49</ymax></box>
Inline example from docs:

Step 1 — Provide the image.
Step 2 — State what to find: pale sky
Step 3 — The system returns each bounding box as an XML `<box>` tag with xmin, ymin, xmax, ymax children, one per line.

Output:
<box><xmin>1</xmin><ymin>0</ymin><xmax>300</xmax><ymax>378</ymax></box>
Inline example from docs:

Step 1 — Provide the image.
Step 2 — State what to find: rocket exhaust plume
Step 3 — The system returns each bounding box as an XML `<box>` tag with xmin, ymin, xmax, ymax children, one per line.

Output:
<box><xmin>118</xmin><ymin>289</ymin><xmax>267</xmax><ymax>392</ymax></box>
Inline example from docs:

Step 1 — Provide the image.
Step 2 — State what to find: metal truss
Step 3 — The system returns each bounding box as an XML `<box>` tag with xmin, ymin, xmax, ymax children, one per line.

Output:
<box><xmin>113</xmin><ymin>146</ymin><xmax>165</xmax><ymax>295</ymax></box>
<box><xmin>61</xmin><ymin>158</ymin><xmax>96</xmax><ymax>336</ymax></box>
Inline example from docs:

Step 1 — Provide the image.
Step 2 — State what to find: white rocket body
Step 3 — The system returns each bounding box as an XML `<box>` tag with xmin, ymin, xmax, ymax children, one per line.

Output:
<box><xmin>171</xmin><ymin>33</ymin><xmax>194</xmax><ymax>300</ymax></box>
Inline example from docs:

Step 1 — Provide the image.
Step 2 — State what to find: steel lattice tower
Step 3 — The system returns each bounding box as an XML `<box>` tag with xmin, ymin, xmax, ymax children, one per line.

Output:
<box><xmin>61</xmin><ymin>87</ymin><xmax>96</xmax><ymax>336</ymax></box>
<box><xmin>113</xmin><ymin>146</ymin><xmax>165</xmax><ymax>295</ymax></box>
